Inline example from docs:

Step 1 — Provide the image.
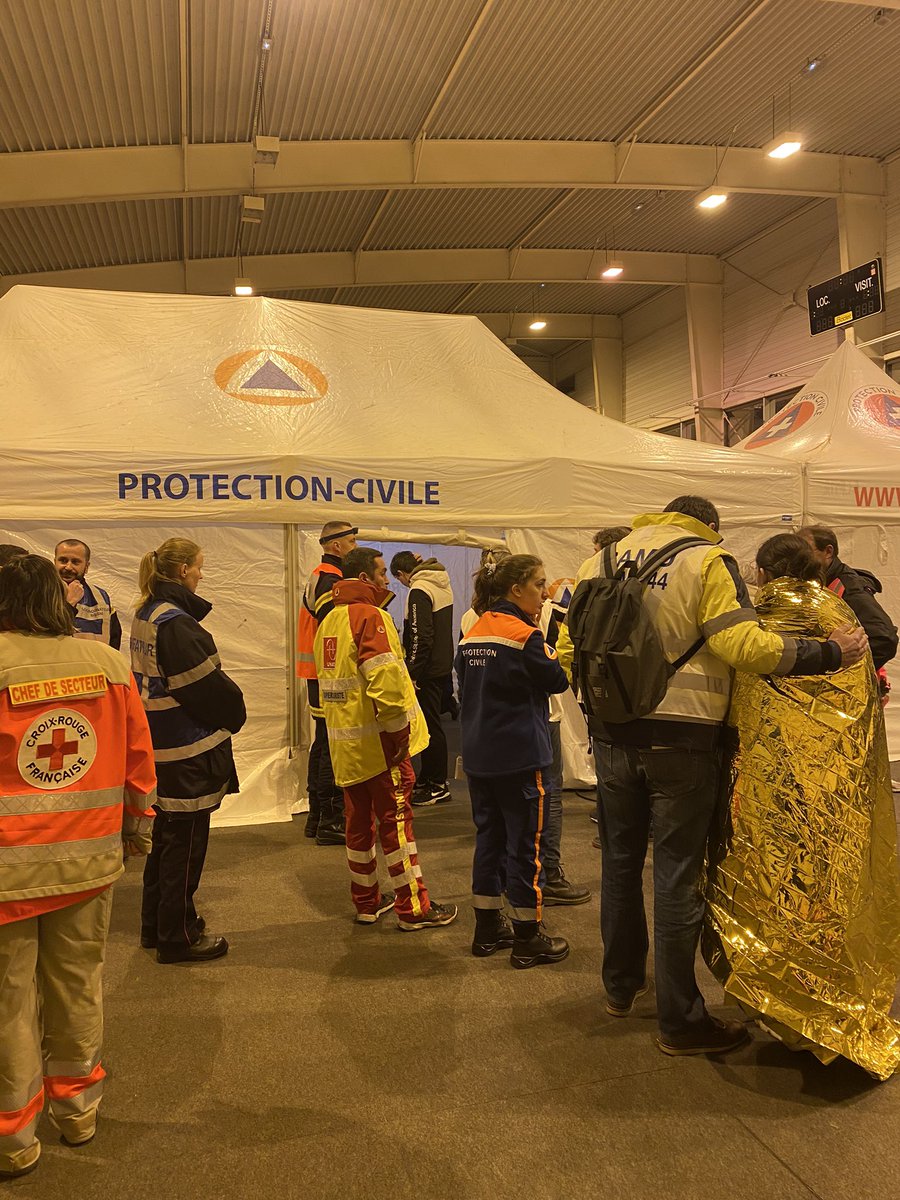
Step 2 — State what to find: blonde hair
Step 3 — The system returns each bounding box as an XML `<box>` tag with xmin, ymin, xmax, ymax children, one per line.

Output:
<box><xmin>137</xmin><ymin>538</ymin><xmax>201</xmax><ymax>609</ymax></box>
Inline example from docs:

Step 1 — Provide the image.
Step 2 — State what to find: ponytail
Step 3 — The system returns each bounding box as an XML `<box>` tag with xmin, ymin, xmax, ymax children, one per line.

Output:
<box><xmin>136</xmin><ymin>538</ymin><xmax>201</xmax><ymax>609</ymax></box>
<box><xmin>471</xmin><ymin>553</ymin><xmax>541</xmax><ymax>616</ymax></box>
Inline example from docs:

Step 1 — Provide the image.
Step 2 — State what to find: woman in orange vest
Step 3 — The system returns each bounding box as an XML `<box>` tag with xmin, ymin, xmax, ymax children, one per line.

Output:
<box><xmin>0</xmin><ymin>555</ymin><xmax>157</xmax><ymax>1180</ymax></box>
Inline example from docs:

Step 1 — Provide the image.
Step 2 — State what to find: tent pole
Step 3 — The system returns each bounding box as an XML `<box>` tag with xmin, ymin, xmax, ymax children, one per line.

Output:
<box><xmin>800</xmin><ymin>461</ymin><xmax>809</xmax><ymax>526</ymax></box>
<box><xmin>283</xmin><ymin>523</ymin><xmax>302</xmax><ymax>751</ymax></box>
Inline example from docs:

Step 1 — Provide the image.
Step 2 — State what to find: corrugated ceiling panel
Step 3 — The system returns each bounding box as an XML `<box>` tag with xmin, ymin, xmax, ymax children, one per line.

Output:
<box><xmin>190</xmin><ymin>0</ymin><xmax>264</xmax><ymax>143</ymax></box>
<box><xmin>366</xmin><ymin>188</ymin><xmax>565</xmax><ymax>250</ymax></box>
<box><xmin>723</xmin><ymin>202</ymin><xmax>840</xmax><ymax>397</ymax></box>
<box><xmin>429</xmin><ymin>0</ymin><xmax>747</xmax><ymax>140</ymax></box>
<box><xmin>527</xmin><ymin>189</ymin><xmax>814</xmax><ymax>255</ymax></box>
<box><xmin>189</xmin><ymin>192</ymin><xmax>388</xmax><ymax>258</ymax></box>
<box><xmin>263</xmin><ymin>0</ymin><xmax>486</xmax><ymax>140</ymax></box>
<box><xmin>886</xmin><ymin>161</ymin><xmax>900</xmax><ymax>291</ymax></box>
<box><xmin>460</xmin><ymin>281</ymin><xmax>663</xmax><ymax>315</ymax></box>
<box><xmin>0</xmin><ymin>0</ymin><xmax>179</xmax><ymax>150</ymax></box>
<box><xmin>329</xmin><ymin>284</ymin><xmax>473</xmax><ymax>311</ymax></box>
<box><xmin>642</xmin><ymin>1</ymin><xmax>900</xmax><ymax>156</ymax></box>
<box><xmin>0</xmin><ymin>201</ymin><xmax>181</xmax><ymax>274</ymax></box>
<box><xmin>623</xmin><ymin>290</ymin><xmax>693</xmax><ymax>427</ymax></box>
<box><xmin>266</xmin><ymin>289</ymin><xmax>340</xmax><ymax>303</ymax></box>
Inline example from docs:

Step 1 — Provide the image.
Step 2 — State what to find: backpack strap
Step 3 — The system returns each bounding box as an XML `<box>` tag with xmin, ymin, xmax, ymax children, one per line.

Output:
<box><xmin>636</xmin><ymin>536</ymin><xmax>712</xmax><ymax>670</ymax></box>
<box><xmin>601</xmin><ymin>543</ymin><xmax>618</xmax><ymax>579</ymax></box>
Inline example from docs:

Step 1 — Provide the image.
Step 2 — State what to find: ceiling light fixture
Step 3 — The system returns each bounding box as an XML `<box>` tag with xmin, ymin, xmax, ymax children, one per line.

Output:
<box><xmin>528</xmin><ymin>319</ymin><xmax>547</xmax><ymax>331</ymax></box>
<box><xmin>696</xmin><ymin>187</ymin><xmax>728</xmax><ymax>210</ymax></box>
<box><xmin>764</xmin><ymin>133</ymin><xmax>803</xmax><ymax>158</ymax></box>
<box><xmin>241</xmin><ymin>194</ymin><xmax>265</xmax><ymax>224</ymax></box>
<box><xmin>260</xmin><ymin>36</ymin><xmax>273</xmax><ymax>51</ymax></box>
<box><xmin>233</xmin><ymin>278</ymin><xmax>254</xmax><ymax>296</ymax></box>
<box><xmin>254</xmin><ymin>134</ymin><xmax>280</xmax><ymax>165</ymax></box>
<box><xmin>601</xmin><ymin>262</ymin><xmax>624</xmax><ymax>278</ymax></box>
<box><xmin>805</xmin><ymin>57</ymin><xmax>821</xmax><ymax>73</ymax></box>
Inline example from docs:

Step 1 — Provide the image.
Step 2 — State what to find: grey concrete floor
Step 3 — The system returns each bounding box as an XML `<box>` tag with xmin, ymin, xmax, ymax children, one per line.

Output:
<box><xmin>16</xmin><ymin>730</ymin><xmax>900</xmax><ymax>1200</ymax></box>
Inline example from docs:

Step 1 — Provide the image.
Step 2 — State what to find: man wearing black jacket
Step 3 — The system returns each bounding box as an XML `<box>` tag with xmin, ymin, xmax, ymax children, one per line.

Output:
<box><xmin>801</xmin><ymin>526</ymin><xmax>898</xmax><ymax>680</ymax></box>
<box><xmin>390</xmin><ymin>552</ymin><xmax>454</xmax><ymax>805</ymax></box>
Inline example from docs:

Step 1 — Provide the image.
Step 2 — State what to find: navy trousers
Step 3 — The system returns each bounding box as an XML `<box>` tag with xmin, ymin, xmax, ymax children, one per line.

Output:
<box><xmin>468</xmin><ymin>769</ymin><xmax>548</xmax><ymax>921</ymax></box>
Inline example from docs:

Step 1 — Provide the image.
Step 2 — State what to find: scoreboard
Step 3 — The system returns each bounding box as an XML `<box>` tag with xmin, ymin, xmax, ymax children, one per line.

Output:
<box><xmin>807</xmin><ymin>258</ymin><xmax>883</xmax><ymax>336</ymax></box>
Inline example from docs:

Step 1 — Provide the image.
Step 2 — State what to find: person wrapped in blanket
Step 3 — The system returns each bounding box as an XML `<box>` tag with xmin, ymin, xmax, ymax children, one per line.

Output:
<box><xmin>703</xmin><ymin>533</ymin><xmax>900</xmax><ymax>1079</ymax></box>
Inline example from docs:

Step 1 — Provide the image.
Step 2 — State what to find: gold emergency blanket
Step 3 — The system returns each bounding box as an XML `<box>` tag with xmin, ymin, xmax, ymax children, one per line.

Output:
<box><xmin>702</xmin><ymin>578</ymin><xmax>900</xmax><ymax>1079</ymax></box>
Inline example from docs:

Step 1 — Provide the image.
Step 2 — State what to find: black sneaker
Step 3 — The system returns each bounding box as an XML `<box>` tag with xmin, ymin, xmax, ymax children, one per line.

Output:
<box><xmin>472</xmin><ymin>913</ymin><xmax>515</xmax><ymax>957</ymax></box>
<box><xmin>510</xmin><ymin>929</ymin><xmax>569</xmax><ymax>969</ymax></box>
<box><xmin>657</xmin><ymin>1017</ymin><xmax>750</xmax><ymax>1057</ymax></box>
<box><xmin>397</xmin><ymin>901</ymin><xmax>459</xmax><ymax>931</ymax></box>
<box><xmin>411</xmin><ymin>785</ymin><xmax>437</xmax><ymax>807</ymax></box>
<box><xmin>354</xmin><ymin>893</ymin><xmax>396</xmax><ymax>924</ymax></box>
<box><xmin>605</xmin><ymin>982</ymin><xmax>650</xmax><ymax>1017</ymax></box>
<box><xmin>429</xmin><ymin>782</ymin><xmax>451</xmax><ymax>803</ymax></box>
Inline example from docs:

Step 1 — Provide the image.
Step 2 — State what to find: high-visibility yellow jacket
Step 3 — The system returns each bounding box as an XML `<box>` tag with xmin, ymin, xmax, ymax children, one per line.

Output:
<box><xmin>314</xmin><ymin>578</ymin><xmax>428</xmax><ymax>787</ymax></box>
<box><xmin>557</xmin><ymin>512</ymin><xmax>821</xmax><ymax>732</ymax></box>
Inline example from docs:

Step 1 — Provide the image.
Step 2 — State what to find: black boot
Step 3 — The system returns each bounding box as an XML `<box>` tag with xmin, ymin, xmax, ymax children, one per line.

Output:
<box><xmin>542</xmin><ymin>867</ymin><xmax>591</xmax><ymax>906</ymax></box>
<box><xmin>303</xmin><ymin>803</ymin><xmax>320</xmax><ymax>839</ymax></box>
<box><xmin>315</xmin><ymin>789</ymin><xmax>346</xmax><ymax>846</ymax></box>
<box><xmin>510</xmin><ymin>920</ymin><xmax>569</xmax><ymax>969</ymax></box>
<box><xmin>472</xmin><ymin>909</ymin><xmax>515</xmax><ymax>958</ymax></box>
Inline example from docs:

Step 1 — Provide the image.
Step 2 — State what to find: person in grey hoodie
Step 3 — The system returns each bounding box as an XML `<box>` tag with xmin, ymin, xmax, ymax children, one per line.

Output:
<box><xmin>390</xmin><ymin>551</ymin><xmax>454</xmax><ymax>805</ymax></box>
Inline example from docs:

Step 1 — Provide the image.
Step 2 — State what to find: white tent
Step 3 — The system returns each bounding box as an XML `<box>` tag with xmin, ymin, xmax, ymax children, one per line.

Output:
<box><xmin>736</xmin><ymin>339</ymin><xmax>900</xmax><ymax>755</ymax></box>
<box><xmin>0</xmin><ymin>285</ymin><xmax>804</xmax><ymax>820</ymax></box>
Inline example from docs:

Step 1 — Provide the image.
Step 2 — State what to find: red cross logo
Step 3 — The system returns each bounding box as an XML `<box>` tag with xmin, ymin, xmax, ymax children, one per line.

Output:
<box><xmin>36</xmin><ymin>728</ymin><xmax>80</xmax><ymax>770</ymax></box>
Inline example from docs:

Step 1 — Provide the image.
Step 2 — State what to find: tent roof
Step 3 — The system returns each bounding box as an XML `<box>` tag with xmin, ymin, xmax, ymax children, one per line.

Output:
<box><xmin>736</xmin><ymin>340</ymin><xmax>900</xmax><ymax>465</ymax></box>
<box><xmin>0</xmin><ymin>285</ymin><xmax>800</xmax><ymax>528</ymax></box>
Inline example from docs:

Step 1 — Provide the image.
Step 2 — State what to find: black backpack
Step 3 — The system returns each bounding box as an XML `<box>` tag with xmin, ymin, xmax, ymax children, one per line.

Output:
<box><xmin>567</xmin><ymin>537</ymin><xmax>709</xmax><ymax>728</ymax></box>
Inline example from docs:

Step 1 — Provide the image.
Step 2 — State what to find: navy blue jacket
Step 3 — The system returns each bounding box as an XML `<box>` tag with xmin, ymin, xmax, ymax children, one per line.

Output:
<box><xmin>456</xmin><ymin>599</ymin><xmax>569</xmax><ymax>778</ymax></box>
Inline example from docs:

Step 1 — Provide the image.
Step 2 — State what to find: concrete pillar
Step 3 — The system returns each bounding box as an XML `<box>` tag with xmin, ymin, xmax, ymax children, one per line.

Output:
<box><xmin>685</xmin><ymin>282</ymin><xmax>724</xmax><ymax>443</ymax></box>
<box><xmin>836</xmin><ymin>192</ymin><xmax>886</xmax><ymax>355</ymax></box>
<box><xmin>591</xmin><ymin>329</ymin><xmax>623</xmax><ymax>420</ymax></box>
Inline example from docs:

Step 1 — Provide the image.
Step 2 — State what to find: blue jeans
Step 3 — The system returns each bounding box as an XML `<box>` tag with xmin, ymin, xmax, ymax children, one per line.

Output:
<box><xmin>595</xmin><ymin>742</ymin><xmax>721</xmax><ymax>1037</ymax></box>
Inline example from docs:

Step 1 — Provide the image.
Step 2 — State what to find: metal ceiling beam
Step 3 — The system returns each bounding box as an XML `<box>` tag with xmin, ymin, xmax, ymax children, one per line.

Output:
<box><xmin>0</xmin><ymin>140</ymin><xmax>883</xmax><ymax>209</ymax></box>
<box><xmin>0</xmin><ymin>247</ymin><xmax>721</xmax><ymax>296</ymax></box>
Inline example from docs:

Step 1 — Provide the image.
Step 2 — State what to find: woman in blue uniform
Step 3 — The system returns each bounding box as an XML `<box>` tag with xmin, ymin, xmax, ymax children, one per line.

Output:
<box><xmin>456</xmin><ymin>554</ymin><xmax>571</xmax><ymax>968</ymax></box>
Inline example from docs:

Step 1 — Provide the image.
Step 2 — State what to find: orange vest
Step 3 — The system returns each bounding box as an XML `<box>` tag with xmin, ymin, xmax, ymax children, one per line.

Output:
<box><xmin>296</xmin><ymin>562</ymin><xmax>343</xmax><ymax>679</ymax></box>
<box><xmin>0</xmin><ymin>633</ymin><xmax>157</xmax><ymax>906</ymax></box>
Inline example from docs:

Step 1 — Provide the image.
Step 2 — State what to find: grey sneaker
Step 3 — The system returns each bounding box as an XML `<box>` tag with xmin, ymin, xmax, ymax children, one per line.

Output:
<box><xmin>354</xmin><ymin>893</ymin><xmax>396</xmax><ymax>924</ymax></box>
<box><xmin>397</xmin><ymin>901</ymin><xmax>458</xmax><ymax>931</ymax></box>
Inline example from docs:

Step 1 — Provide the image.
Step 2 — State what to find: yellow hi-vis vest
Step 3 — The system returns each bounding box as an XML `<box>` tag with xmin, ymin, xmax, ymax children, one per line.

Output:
<box><xmin>314</xmin><ymin>587</ymin><xmax>428</xmax><ymax>788</ymax></box>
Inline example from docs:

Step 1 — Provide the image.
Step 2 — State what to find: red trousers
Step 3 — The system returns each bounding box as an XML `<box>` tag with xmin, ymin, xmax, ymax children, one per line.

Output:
<box><xmin>344</xmin><ymin>759</ymin><xmax>431</xmax><ymax>920</ymax></box>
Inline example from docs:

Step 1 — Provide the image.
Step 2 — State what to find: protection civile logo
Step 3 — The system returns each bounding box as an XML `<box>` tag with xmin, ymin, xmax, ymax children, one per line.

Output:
<box><xmin>743</xmin><ymin>392</ymin><xmax>828</xmax><ymax>450</ymax></box>
<box><xmin>214</xmin><ymin>349</ymin><xmax>329</xmax><ymax>407</ymax></box>
<box><xmin>850</xmin><ymin>386</ymin><xmax>900</xmax><ymax>434</ymax></box>
<box><xmin>17</xmin><ymin>709</ymin><xmax>98</xmax><ymax>790</ymax></box>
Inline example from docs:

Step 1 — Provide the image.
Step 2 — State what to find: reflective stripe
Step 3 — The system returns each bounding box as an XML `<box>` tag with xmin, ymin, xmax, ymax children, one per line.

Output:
<box><xmin>472</xmin><ymin>894</ymin><xmax>504</xmax><ymax>909</ymax></box>
<box><xmin>509</xmin><ymin>905</ymin><xmax>539</xmax><ymax>921</ymax></box>
<box><xmin>774</xmin><ymin>637</ymin><xmax>798</xmax><ymax>674</ymax></box>
<box><xmin>153</xmin><ymin>727</ymin><xmax>230</xmax><ymax>763</ymax></box>
<box><xmin>44</xmin><ymin>1053</ymin><xmax>101</xmax><ymax>1080</ymax></box>
<box><xmin>166</xmin><ymin>655</ymin><xmax>219</xmax><ymax>689</ymax></box>
<box><xmin>45</xmin><ymin>1076</ymin><xmax>104</xmax><ymax>1110</ymax></box>
<box><xmin>0</xmin><ymin>786</ymin><xmax>123</xmax><ymax>816</ymax></box>
<box><xmin>668</xmin><ymin>675</ymin><xmax>728</xmax><ymax>695</ymax></box>
<box><xmin>384</xmin><ymin>843</ymin><xmax>417</xmax><ymax>867</ymax></box>
<box><xmin>0</xmin><ymin>1075</ymin><xmax>43</xmax><ymax>1117</ymax></box>
<box><xmin>387</xmin><ymin>864</ymin><xmax>423</xmax><ymax>887</ymax></box>
<box><xmin>0</xmin><ymin>832</ymin><xmax>121</xmax><ymax>865</ymax></box>
<box><xmin>702</xmin><ymin>607</ymin><xmax>759</xmax><ymax>636</ymax></box>
<box><xmin>296</xmin><ymin>651</ymin><xmax>315</xmax><ymax>664</ymax></box>
<box><xmin>154</xmin><ymin>782</ymin><xmax>229</xmax><ymax>812</ymax></box>
<box><xmin>320</xmin><ymin>676</ymin><xmax>359</xmax><ymax>691</ymax></box>
<box><xmin>326</xmin><ymin>710</ymin><xmax>416</xmax><ymax>740</ymax></box>
<box><xmin>0</xmin><ymin>1086</ymin><xmax>44</xmax><ymax>1141</ymax></box>
<box><xmin>463</xmin><ymin>635</ymin><xmax>526</xmax><ymax>652</ymax></box>
<box><xmin>346</xmin><ymin>846</ymin><xmax>376</xmax><ymax>864</ymax></box>
<box><xmin>359</xmin><ymin>653</ymin><xmax>396</xmax><ymax>677</ymax></box>
<box><xmin>144</xmin><ymin>695</ymin><xmax>179</xmax><ymax>711</ymax></box>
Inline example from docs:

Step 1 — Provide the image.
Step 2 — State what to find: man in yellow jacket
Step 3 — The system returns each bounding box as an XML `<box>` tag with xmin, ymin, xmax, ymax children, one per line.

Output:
<box><xmin>314</xmin><ymin>546</ymin><xmax>457</xmax><ymax>931</ymax></box>
<box><xmin>557</xmin><ymin>496</ymin><xmax>869</xmax><ymax>1058</ymax></box>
